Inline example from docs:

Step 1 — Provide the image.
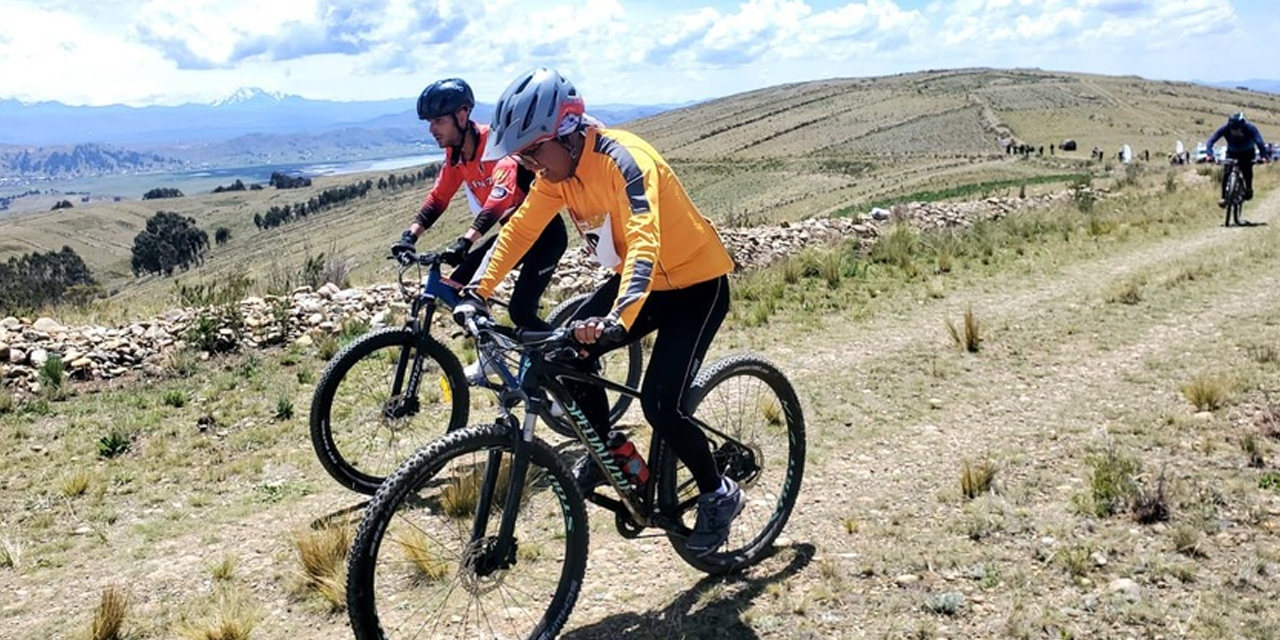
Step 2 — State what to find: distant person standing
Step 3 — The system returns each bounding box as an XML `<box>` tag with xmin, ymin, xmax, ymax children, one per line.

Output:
<box><xmin>391</xmin><ymin>77</ymin><xmax>568</xmax><ymax>333</ymax></box>
<box><xmin>1205</xmin><ymin>112</ymin><xmax>1268</xmax><ymax>208</ymax></box>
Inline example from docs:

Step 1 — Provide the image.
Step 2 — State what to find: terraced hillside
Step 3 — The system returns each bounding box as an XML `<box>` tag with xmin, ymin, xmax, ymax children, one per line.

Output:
<box><xmin>627</xmin><ymin>68</ymin><xmax>1277</xmax><ymax>219</ymax></box>
<box><xmin>2</xmin><ymin>67</ymin><xmax>1278</xmax><ymax>311</ymax></box>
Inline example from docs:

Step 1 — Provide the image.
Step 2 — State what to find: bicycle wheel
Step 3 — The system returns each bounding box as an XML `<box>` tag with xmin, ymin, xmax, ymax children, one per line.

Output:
<box><xmin>1225</xmin><ymin>169</ymin><xmax>1243</xmax><ymax>226</ymax></box>
<box><xmin>660</xmin><ymin>354</ymin><xmax>805</xmax><ymax>575</ymax></box>
<box><xmin>310</xmin><ymin>327</ymin><xmax>469</xmax><ymax>495</ymax></box>
<box><xmin>546</xmin><ymin>293</ymin><xmax>644</xmax><ymax>429</ymax></box>
<box><xmin>348</xmin><ymin>423</ymin><xmax>588</xmax><ymax>640</ymax></box>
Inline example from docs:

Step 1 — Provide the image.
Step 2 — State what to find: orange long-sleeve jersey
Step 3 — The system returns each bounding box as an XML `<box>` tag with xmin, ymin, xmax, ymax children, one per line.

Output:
<box><xmin>415</xmin><ymin>123</ymin><xmax>530</xmax><ymax>236</ymax></box>
<box><xmin>476</xmin><ymin>126</ymin><xmax>733</xmax><ymax>328</ymax></box>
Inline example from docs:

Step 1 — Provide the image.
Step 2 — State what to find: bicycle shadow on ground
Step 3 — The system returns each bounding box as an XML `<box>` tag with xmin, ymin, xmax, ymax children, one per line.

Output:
<box><xmin>561</xmin><ymin>542</ymin><xmax>816</xmax><ymax>640</ymax></box>
<box><xmin>310</xmin><ymin>500</ymin><xmax>368</xmax><ymax>530</ymax></box>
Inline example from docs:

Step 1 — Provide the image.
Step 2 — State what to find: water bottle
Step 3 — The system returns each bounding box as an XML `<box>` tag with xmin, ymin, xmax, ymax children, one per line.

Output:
<box><xmin>606</xmin><ymin>430</ymin><xmax>650</xmax><ymax>488</ymax></box>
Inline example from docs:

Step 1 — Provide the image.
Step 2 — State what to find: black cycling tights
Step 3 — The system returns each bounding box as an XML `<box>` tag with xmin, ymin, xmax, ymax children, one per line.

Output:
<box><xmin>565</xmin><ymin>274</ymin><xmax>731</xmax><ymax>495</ymax></box>
<box><xmin>451</xmin><ymin>214</ymin><xmax>568</xmax><ymax>331</ymax></box>
<box><xmin>1223</xmin><ymin>150</ymin><xmax>1257</xmax><ymax>198</ymax></box>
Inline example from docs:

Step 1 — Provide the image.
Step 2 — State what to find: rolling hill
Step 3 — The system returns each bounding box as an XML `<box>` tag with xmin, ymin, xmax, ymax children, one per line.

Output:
<box><xmin>2</xmin><ymin>67</ymin><xmax>1278</xmax><ymax>310</ymax></box>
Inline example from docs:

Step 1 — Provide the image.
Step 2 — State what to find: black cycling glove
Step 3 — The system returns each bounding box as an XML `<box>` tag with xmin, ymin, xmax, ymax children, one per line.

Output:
<box><xmin>391</xmin><ymin>230</ymin><xmax>417</xmax><ymax>263</ymax></box>
<box><xmin>439</xmin><ymin>236</ymin><xmax>473</xmax><ymax>266</ymax></box>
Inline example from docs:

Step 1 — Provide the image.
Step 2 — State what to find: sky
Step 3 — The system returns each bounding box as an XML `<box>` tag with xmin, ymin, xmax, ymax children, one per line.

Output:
<box><xmin>1</xmin><ymin>0</ymin><xmax>1276</xmax><ymax>108</ymax></box>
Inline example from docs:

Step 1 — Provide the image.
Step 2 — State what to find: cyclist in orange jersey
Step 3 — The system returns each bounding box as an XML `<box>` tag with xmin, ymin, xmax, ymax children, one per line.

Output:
<box><xmin>391</xmin><ymin>77</ymin><xmax>567</xmax><ymax>332</ymax></box>
<box><xmin>455</xmin><ymin>68</ymin><xmax>741</xmax><ymax>557</ymax></box>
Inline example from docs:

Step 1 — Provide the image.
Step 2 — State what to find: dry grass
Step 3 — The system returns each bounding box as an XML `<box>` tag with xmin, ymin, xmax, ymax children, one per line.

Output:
<box><xmin>1</xmin><ymin>77</ymin><xmax>1279</xmax><ymax>639</ymax></box>
<box><xmin>946</xmin><ymin>307</ymin><xmax>982</xmax><ymax>353</ymax></box>
<box><xmin>398</xmin><ymin>528</ymin><xmax>452</xmax><ymax>583</ymax></box>
<box><xmin>1182</xmin><ymin>373</ymin><xmax>1231</xmax><ymax>411</ymax></box>
<box><xmin>960</xmin><ymin>459</ymin><xmax>998</xmax><ymax>500</ymax></box>
<box><xmin>88</xmin><ymin>585</ymin><xmax>129</xmax><ymax>640</ymax></box>
<box><xmin>293</xmin><ymin>524</ymin><xmax>353</xmax><ymax>611</ymax></box>
<box><xmin>176</xmin><ymin>590</ymin><xmax>259</xmax><ymax>640</ymax></box>
<box><xmin>59</xmin><ymin>469</ymin><xmax>93</xmax><ymax>498</ymax></box>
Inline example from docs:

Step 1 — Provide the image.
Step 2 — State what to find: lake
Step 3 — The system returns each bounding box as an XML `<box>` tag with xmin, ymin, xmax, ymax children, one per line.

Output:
<box><xmin>0</xmin><ymin>152</ymin><xmax>445</xmax><ymax>215</ymax></box>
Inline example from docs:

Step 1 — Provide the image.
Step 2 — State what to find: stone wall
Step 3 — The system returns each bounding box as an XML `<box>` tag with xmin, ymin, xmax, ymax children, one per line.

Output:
<box><xmin>1</xmin><ymin>192</ymin><xmax>1074</xmax><ymax>394</ymax></box>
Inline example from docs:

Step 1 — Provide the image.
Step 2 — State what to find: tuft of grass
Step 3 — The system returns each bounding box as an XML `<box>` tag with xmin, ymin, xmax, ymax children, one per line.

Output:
<box><xmin>315</xmin><ymin>334</ymin><xmax>340</xmax><ymax>361</ymax></box>
<box><xmin>0</xmin><ymin>537</ymin><xmax>19</xmax><ymax>569</ymax></box>
<box><xmin>39</xmin><ymin>354</ymin><xmax>67</xmax><ymax>390</ymax></box>
<box><xmin>1084</xmin><ymin>446</ymin><xmax>1141</xmax><ymax>517</ymax></box>
<box><xmin>1181</xmin><ymin>373</ymin><xmax>1230</xmax><ymax>411</ymax></box>
<box><xmin>842</xmin><ymin>517</ymin><xmax>859</xmax><ymax>535</ymax></box>
<box><xmin>440</xmin><ymin>458</ymin><xmax>531</xmax><ymax>519</ymax></box>
<box><xmin>398</xmin><ymin>528</ymin><xmax>452</xmax><ymax>583</ymax></box>
<box><xmin>1106</xmin><ymin>279</ymin><xmax>1143</xmax><ymax>305</ymax></box>
<box><xmin>1246</xmin><ymin>344</ymin><xmax>1280</xmax><ymax>365</ymax></box>
<box><xmin>163</xmin><ymin>389</ymin><xmax>188</xmax><ymax>408</ymax></box>
<box><xmin>274</xmin><ymin>396</ymin><xmax>295</xmax><ymax>421</ymax></box>
<box><xmin>164</xmin><ymin>349</ymin><xmax>202</xmax><ymax>379</ymax></box>
<box><xmin>294</xmin><ymin>524</ymin><xmax>352</xmax><ymax>611</ymax></box>
<box><xmin>1131</xmin><ymin>468</ymin><xmax>1171</xmax><ymax>524</ymax></box>
<box><xmin>960</xmin><ymin>459</ymin><xmax>997</xmax><ymax>500</ymax></box>
<box><xmin>1242</xmin><ymin>433</ymin><xmax>1266</xmax><ymax>468</ymax></box>
<box><xmin>210</xmin><ymin>556</ymin><xmax>237</xmax><ymax>582</ymax></box>
<box><xmin>869</xmin><ymin>222</ymin><xmax>921</xmax><ymax>277</ymax></box>
<box><xmin>1054</xmin><ymin>543</ymin><xmax>1093</xmax><ymax>578</ymax></box>
<box><xmin>60</xmin><ymin>469</ymin><xmax>93</xmax><ymax>498</ymax></box>
<box><xmin>1171</xmin><ymin>525</ymin><xmax>1205</xmax><ymax>558</ymax></box>
<box><xmin>176</xmin><ymin>590</ymin><xmax>258</xmax><ymax>640</ymax></box>
<box><xmin>759</xmin><ymin>396</ymin><xmax>784</xmax><ymax>426</ymax></box>
<box><xmin>818</xmin><ymin>250</ymin><xmax>845</xmax><ymax>289</ymax></box>
<box><xmin>1260</xmin><ymin>472</ymin><xmax>1280</xmax><ymax>492</ymax></box>
<box><xmin>89</xmin><ymin>585</ymin><xmax>129</xmax><ymax>640</ymax></box>
<box><xmin>0</xmin><ymin>387</ymin><xmax>13</xmax><ymax>414</ymax></box>
<box><xmin>97</xmin><ymin>430</ymin><xmax>132</xmax><ymax>459</ymax></box>
<box><xmin>946</xmin><ymin>307</ymin><xmax>982</xmax><ymax>353</ymax></box>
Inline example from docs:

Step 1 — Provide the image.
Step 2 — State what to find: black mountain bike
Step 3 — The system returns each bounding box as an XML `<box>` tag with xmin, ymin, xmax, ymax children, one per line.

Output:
<box><xmin>1222</xmin><ymin>158</ymin><xmax>1248</xmax><ymax>227</ymax></box>
<box><xmin>309</xmin><ymin>252</ymin><xmax>642</xmax><ymax>495</ymax></box>
<box><xmin>346</xmin><ymin>315</ymin><xmax>806</xmax><ymax>640</ymax></box>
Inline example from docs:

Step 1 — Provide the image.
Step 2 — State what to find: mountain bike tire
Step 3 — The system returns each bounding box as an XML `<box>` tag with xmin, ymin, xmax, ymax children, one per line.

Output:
<box><xmin>347</xmin><ymin>423</ymin><xmax>588</xmax><ymax>640</ymax></box>
<box><xmin>659</xmin><ymin>354</ymin><xmax>806</xmax><ymax>575</ymax></box>
<box><xmin>310</xmin><ymin>327</ymin><xmax>469</xmax><ymax>495</ymax></box>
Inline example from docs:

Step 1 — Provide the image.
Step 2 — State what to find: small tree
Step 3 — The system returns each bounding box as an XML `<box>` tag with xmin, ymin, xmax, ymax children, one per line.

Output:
<box><xmin>130</xmin><ymin>211</ymin><xmax>209</xmax><ymax>277</ymax></box>
<box><xmin>215</xmin><ymin>227</ymin><xmax>232</xmax><ymax>246</ymax></box>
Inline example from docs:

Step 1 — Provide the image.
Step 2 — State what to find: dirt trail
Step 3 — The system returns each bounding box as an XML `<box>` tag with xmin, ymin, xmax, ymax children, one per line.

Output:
<box><xmin>7</xmin><ymin>183</ymin><xmax>1280</xmax><ymax>639</ymax></box>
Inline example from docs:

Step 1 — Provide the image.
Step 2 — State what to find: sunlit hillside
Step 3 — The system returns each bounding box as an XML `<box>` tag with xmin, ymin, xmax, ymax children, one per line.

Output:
<box><xmin>2</xmin><ymin>67</ymin><xmax>1277</xmax><ymax>315</ymax></box>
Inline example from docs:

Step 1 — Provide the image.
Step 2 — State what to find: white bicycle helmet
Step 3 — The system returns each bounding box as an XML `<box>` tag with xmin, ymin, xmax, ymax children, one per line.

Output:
<box><xmin>483</xmin><ymin>68</ymin><xmax>585</xmax><ymax>162</ymax></box>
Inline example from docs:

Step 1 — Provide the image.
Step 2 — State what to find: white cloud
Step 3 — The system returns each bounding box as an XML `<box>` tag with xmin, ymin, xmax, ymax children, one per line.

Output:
<box><xmin>0</xmin><ymin>0</ymin><xmax>1273</xmax><ymax>107</ymax></box>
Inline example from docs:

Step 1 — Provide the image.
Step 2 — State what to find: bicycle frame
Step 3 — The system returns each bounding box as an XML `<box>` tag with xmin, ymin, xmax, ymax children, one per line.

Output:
<box><xmin>462</xmin><ymin>320</ymin><xmax>699</xmax><ymax>570</ymax></box>
<box><xmin>385</xmin><ymin>259</ymin><xmax>464</xmax><ymax>415</ymax></box>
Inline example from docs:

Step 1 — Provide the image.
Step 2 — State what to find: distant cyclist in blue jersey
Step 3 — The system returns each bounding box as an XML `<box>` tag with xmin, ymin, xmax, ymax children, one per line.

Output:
<box><xmin>1205</xmin><ymin>112</ymin><xmax>1269</xmax><ymax>208</ymax></box>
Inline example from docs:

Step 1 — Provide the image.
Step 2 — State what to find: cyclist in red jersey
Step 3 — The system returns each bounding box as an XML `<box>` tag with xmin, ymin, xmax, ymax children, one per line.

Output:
<box><xmin>391</xmin><ymin>78</ymin><xmax>567</xmax><ymax>332</ymax></box>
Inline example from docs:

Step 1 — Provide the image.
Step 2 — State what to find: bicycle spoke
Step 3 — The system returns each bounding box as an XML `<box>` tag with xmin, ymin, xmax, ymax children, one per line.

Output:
<box><xmin>351</xmin><ymin>430</ymin><xmax>586</xmax><ymax>640</ymax></box>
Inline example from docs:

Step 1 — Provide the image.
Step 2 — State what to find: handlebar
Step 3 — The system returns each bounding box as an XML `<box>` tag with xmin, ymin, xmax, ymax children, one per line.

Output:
<box><xmin>466</xmin><ymin>315</ymin><xmax>628</xmax><ymax>354</ymax></box>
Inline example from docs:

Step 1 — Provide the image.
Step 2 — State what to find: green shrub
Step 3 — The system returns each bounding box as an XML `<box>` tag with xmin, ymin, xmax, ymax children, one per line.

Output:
<box><xmin>275</xmin><ymin>396</ymin><xmax>295</xmax><ymax>421</ymax></box>
<box><xmin>162</xmin><ymin>390</ymin><xmax>188</xmax><ymax>408</ymax></box>
<box><xmin>98</xmin><ymin>430</ymin><xmax>132</xmax><ymax>459</ymax></box>
<box><xmin>1085</xmin><ymin>447</ymin><xmax>1140</xmax><ymax>517</ymax></box>
<box><xmin>39</xmin><ymin>355</ymin><xmax>66</xmax><ymax>390</ymax></box>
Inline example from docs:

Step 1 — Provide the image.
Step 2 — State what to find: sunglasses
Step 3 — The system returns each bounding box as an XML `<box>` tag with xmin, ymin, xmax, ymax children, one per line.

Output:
<box><xmin>516</xmin><ymin>141</ymin><xmax>548</xmax><ymax>167</ymax></box>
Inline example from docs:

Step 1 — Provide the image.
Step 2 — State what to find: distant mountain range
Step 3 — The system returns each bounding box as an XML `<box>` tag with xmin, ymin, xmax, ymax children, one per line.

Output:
<box><xmin>1204</xmin><ymin>79</ymin><xmax>1280</xmax><ymax>95</ymax></box>
<box><xmin>0</xmin><ymin>88</ymin><xmax>678</xmax><ymax>181</ymax></box>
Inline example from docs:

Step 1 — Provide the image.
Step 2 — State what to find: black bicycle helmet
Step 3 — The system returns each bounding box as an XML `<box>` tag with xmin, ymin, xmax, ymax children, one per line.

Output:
<box><xmin>483</xmin><ymin>68</ymin><xmax>585</xmax><ymax>161</ymax></box>
<box><xmin>1229</xmin><ymin>111</ymin><xmax>1246</xmax><ymax>123</ymax></box>
<box><xmin>417</xmin><ymin>78</ymin><xmax>475</xmax><ymax>120</ymax></box>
